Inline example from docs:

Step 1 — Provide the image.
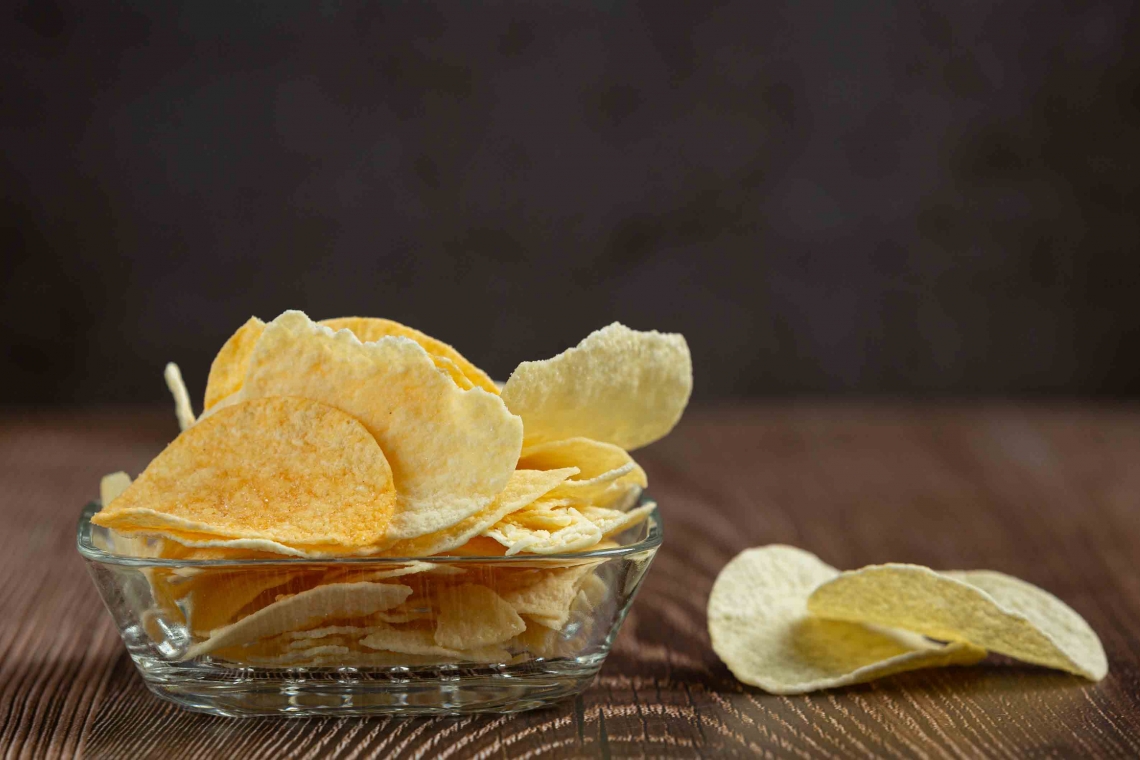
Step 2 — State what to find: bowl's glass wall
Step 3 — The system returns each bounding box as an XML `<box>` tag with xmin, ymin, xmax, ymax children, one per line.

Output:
<box><xmin>78</xmin><ymin>501</ymin><xmax>661</xmax><ymax>716</ymax></box>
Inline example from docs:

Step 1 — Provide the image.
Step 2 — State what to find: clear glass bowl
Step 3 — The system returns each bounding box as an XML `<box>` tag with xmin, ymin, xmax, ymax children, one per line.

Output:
<box><xmin>77</xmin><ymin>497</ymin><xmax>662</xmax><ymax>717</ymax></box>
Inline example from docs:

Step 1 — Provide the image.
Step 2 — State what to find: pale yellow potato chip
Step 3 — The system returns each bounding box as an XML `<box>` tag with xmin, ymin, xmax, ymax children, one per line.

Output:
<box><xmin>320</xmin><ymin>316</ymin><xmax>498</xmax><ymax>394</ymax></box>
<box><xmin>579</xmin><ymin>503</ymin><xmax>655</xmax><ymax>538</ymax></box>
<box><xmin>434</xmin><ymin>584</ymin><xmax>526</xmax><ymax>649</ymax></box>
<box><xmin>93</xmin><ymin>396</ymin><xmax>399</xmax><ymax>547</ymax></box>
<box><xmin>519</xmin><ymin>437</ymin><xmax>647</xmax><ymax>507</ymax></box>
<box><xmin>184</xmin><ymin>570</ymin><xmax>304</xmax><ymax>635</ymax></box>
<box><xmin>108</xmin><ymin>525</ymin><xmax>339</xmax><ymax>558</ymax></box>
<box><xmin>164</xmin><ymin>362</ymin><xmax>195</xmax><ymax>431</ymax></box>
<box><xmin>99</xmin><ymin>471</ymin><xmax>131</xmax><ymax>507</ymax></box>
<box><xmin>380</xmin><ymin>469</ymin><xmax>578</xmax><ymax>557</ymax></box>
<box><xmin>808</xmin><ymin>564</ymin><xmax>1107</xmax><ymax>681</ymax></box>
<box><xmin>501</xmin><ymin>322</ymin><xmax>692</xmax><ymax>450</ymax></box>
<box><xmin>184</xmin><ymin>581</ymin><xmax>412</xmax><ymax>657</ymax></box>
<box><xmin>359</xmin><ymin>627</ymin><xmax>466</xmax><ymax>657</ymax></box>
<box><xmin>500</xmin><ymin>564</ymin><xmax>600</xmax><ymax>629</ymax></box>
<box><xmin>203</xmin><ymin>316</ymin><xmax>265</xmax><ymax>410</ymax></box>
<box><xmin>211</xmin><ymin>311</ymin><xmax>523</xmax><ymax>539</ymax></box>
<box><xmin>485</xmin><ymin>504</ymin><xmax>602</xmax><ymax>555</ymax></box>
<box><xmin>708</xmin><ymin>546</ymin><xmax>986</xmax><ymax>695</ymax></box>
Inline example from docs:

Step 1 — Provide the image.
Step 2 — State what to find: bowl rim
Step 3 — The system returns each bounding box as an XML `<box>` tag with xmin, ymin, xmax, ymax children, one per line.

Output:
<box><xmin>76</xmin><ymin>496</ymin><xmax>663</xmax><ymax>567</ymax></box>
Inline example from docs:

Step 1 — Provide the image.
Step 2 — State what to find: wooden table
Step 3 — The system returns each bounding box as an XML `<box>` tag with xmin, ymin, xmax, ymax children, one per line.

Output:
<box><xmin>3</xmin><ymin>404</ymin><xmax>1139</xmax><ymax>758</ymax></box>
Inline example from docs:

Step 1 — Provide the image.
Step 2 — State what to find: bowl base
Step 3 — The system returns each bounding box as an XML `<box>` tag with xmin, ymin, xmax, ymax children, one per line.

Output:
<box><xmin>137</xmin><ymin>659</ymin><xmax>602</xmax><ymax>717</ymax></box>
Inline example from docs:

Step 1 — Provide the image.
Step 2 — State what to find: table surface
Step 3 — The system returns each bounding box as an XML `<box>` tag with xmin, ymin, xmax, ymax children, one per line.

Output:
<box><xmin>3</xmin><ymin>403</ymin><xmax>1140</xmax><ymax>758</ymax></box>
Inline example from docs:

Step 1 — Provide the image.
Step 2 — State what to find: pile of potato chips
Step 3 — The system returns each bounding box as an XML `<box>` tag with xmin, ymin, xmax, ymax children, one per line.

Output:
<box><xmin>92</xmin><ymin>311</ymin><xmax>691</xmax><ymax>667</ymax></box>
<box><xmin>708</xmin><ymin>545</ymin><xmax>1107</xmax><ymax>694</ymax></box>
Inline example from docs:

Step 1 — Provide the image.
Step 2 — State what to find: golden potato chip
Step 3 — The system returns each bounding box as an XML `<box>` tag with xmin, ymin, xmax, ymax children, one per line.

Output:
<box><xmin>320</xmin><ymin>316</ymin><xmax>498</xmax><ymax>394</ymax></box>
<box><xmin>185</xmin><ymin>581</ymin><xmax>412</xmax><ymax>657</ymax></box>
<box><xmin>500</xmin><ymin>322</ymin><xmax>692</xmax><ymax>450</ymax></box>
<box><xmin>211</xmin><ymin>311</ymin><xmax>523</xmax><ymax>539</ymax></box>
<box><xmin>163</xmin><ymin>362</ymin><xmax>195</xmax><ymax>431</ymax></box>
<box><xmin>708</xmin><ymin>546</ymin><xmax>985</xmax><ymax>694</ymax></box>
<box><xmin>203</xmin><ymin>316</ymin><xmax>265</xmax><ymax>410</ymax></box>
<box><xmin>92</xmin><ymin>396</ymin><xmax>399</xmax><ymax>547</ymax></box>
<box><xmin>108</xmin><ymin>525</ymin><xmax>340</xmax><ymax>558</ymax></box>
<box><xmin>428</xmin><ymin>355</ymin><xmax>475</xmax><ymax>390</ymax></box>
<box><xmin>485</xmin><ymin>502</ymin><xmax>602</xmax><ymax>555</ymax></box>
<box><xmin>519</xmin><ymin>437</ymin><xmax>647</xmax><ymax>507</ymax></box>
<box><xmin>434</xmin><ymin>584</ymin><xmax>526</xmax><ymax>649</ymax></box>
<box><xmin>380</xmin><ymin>468</ymin><xmax>578</xmax><ymax>557</ymax></box>
<box><xmin>808</xmin><ymin>564</ymin><xmax>1107</xmax><ymax>681</ymax></box>
<box><xmin>185</xmin><ymin>570</ymin><xmax>304</xmax><ymax>635</ymax></box>
<box><xmin>99</xmin><ymin>471</ymin><xmax>131</xmax><ymax>507</ymax></box>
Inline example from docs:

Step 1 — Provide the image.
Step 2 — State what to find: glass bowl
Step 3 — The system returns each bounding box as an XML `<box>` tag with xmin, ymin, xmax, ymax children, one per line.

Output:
<box><xmin>77</xmin><ymin>497</ymin><xmax>662</xmax><ymax>717</ymax></box>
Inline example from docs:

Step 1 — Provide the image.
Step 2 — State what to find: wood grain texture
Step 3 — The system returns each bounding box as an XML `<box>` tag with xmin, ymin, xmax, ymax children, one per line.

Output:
<box><xmin>2</xmin><ymin>403</ymin><xmax>1140</xmax><ymax>758</ymax></box>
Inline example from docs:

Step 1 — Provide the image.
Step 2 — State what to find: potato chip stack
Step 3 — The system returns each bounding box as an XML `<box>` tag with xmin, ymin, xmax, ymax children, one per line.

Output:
<box><xmin>93</xmin><ymin>311</ymin><xmax>691</xmax><ymax>666</ymax></box>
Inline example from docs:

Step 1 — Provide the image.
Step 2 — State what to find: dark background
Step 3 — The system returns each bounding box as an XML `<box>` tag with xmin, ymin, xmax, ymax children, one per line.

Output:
<box><xmin>4</xmin><ymin>0</ymin><xmax>1139</xmax><ymax>405</ymax></box>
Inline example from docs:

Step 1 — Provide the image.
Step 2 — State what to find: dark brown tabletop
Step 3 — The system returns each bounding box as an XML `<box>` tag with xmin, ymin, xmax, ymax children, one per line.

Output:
<box><xmin>3</xmin><ymin>403</ymin><xmax>1139</xmax><ymax>758</ymax></box>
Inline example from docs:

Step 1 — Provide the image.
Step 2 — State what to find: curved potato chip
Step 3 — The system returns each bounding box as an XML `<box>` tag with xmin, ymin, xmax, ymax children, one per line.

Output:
<box><xmin>203</xmin><ymin>316</ymin><xmax>265</xmax><ymax>410</ymax></box>
<box><xmin>164</xmin><ymin>363</ymin><xmax>195</xmax><ymax>431</ymax></box>
<box><xmin>99</xmin><ymin>471</ymin><xmax>131</xmax><ymax>507</ymax></box>
<box><xmin>185</xmin><ymin>581</ymin><xmax>413</xmax><ymax>657</ymax></box>
<box><xmin>434</xmin><ymin>584</ymin><xmax>526</xmax><ymax>649</ymax></box>
<box><xmin>708</xmin><ymin>546</ymin><xmax>985</xmax><ymax>695</ymax></box>
<box><xmin>808</xmin><ymin>564</ymin><xmax>1107</xmax><ymax>681</ymax></box>
<box><xmin>380</xmin><ymin>468</ymin><xmax>578</xmax><ymax>557</ymax></box>
<box><xmin>484</xmin><ymin>502</ymin><xmax>603</xmax><ymax>555</ymax></box>
<box><xmin>92</xmin><ymin>396</ymin><xmax>399</xmax><ymax>547</ymax></box>
<box><xmin>212</xmin><ymin>311</ymin><xmax>522</xmax><ymax>539</ymax></box>
<box><xmin>501</xmin><ymin>322</ymin><xmax>692</xmax><ymax>450</ymax></box>
<box><xmin>184</xmin><ymin>570</ymin><xmax>304</xmax><ymax>635</ymax></box>
<box><xmin>501</xmin><ymin>563</ymin><xmax>600</xmax><ymax>629</ymax></box>
<box><xmin>360</xmin><ymin>628</ymin><xmax>466</xmax><ymax>657</ymax></box>
<box><xmin>579</xmin><ymin>503</ymin><xmax>655</xmax><ymax>538</ymax></box>
<box><xmin>321</xmin><ymin>316</ymin><xmax>497</xmax><ymax>394</ymax></box>
<box><xmin>519</xmin><ymin>438</ymin><xmax>647</xmax><ymax>507</ymax></box>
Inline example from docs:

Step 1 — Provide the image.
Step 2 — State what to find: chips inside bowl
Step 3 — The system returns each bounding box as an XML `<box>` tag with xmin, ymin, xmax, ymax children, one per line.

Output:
<box><xmin>88</xmin><ymin>311</ymin><xmax>683</xmax><ymax>684</ymax></box>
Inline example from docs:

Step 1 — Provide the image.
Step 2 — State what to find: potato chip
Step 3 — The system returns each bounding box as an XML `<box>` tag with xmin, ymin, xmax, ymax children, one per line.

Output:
<box><xmin>485</xmin><ymin>503</ymin><xmax>602</xmax><ymax>555</ymax></box>
<box><xmin>163</xmin><ymin>362</ymin><xmax>195</xmax><ymax>431</ymax></box>
<box><xmin>99</xmin><ymin>471</ymin><xmax>131</xmax><ymax>507</ymax></box>
<box><xmin>434</xmin><ymin>584</ymin><xmax>526</xmax><ymax>649</ymax></box>
<box><xmin>359</xmin><ymin>628</ymin><xmax>467</xmax><ymax>657</ymax></box>
<box><xmin>500</xmin><ymin>564</ymin><xmax>600</xmax><ymax>629</ymax></box>
<box><xmin>320</xmin><ymin>316</ymin><xmax>498</xmax><ymax>394</ymax></box>
<box><xmin>107</xmin><ymin>525</ymin><xmax>339</xmax><ymax>558</ymax></box>
<box><xmin>807</xmin><ymin>564</ymin><xmax>1107</xmax><ymax>681</ymax></box>
<box><xmin>379</xmin><ymin>468</ymin><xmax>578</xmax><ymax>557</ymax></box>
<box><xmin>708</xmin><ymin>546</ymin><xmax>985</xmax><ymax>695</ymax></box>
<box><xmin>519</xmin><ymin>438</ymin><xmax>647</xmax><ymax>508</ymax></box>
<box><xmin>210</xmin><ymin>311</ymin><xmax>523</xmax><ymax>539</ymax></box>
<box><xmin>185</xmin><ymin>581</ymin><xmax>412</xmax><ymax>657</ymax></box>
<box><xmin>184</xmin><ymin>570</ymin><xmax>304</xmax><ymax>635</ymax></box>
<box><xmin>203</xmin><ymin>316</ymin><xmax>265</xmax><ymax>410</ymax></box>
<box><xmin>500</xmin><ymin>322</ymin><xmax>692</xmax><ymax>450</ymax></box>
<box><xmin>92</xmin><ymin>396</ymin><xmax>399</xmax><ymax>547</ymax></box>
<box><xmin>579</xmin><ymin>503</ymin><xmax>655</xmax><ymax>538</ymax></box>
